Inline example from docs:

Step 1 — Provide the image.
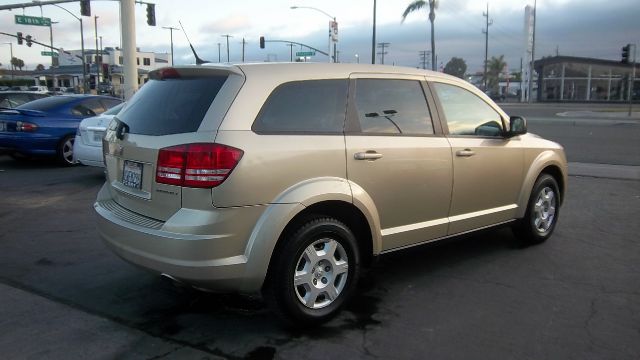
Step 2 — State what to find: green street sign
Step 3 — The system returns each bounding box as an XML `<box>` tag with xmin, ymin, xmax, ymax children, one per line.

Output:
<box><xmin>41</xmin><ymin>51</ymin><xmax>58</xmax><ymax>57</ymax></box>
<box><xmin>296</xmin><ymin>51</ymin><xmax>316</xmax><ymax>57</ymax></box>
<box><xmin>15</xmin><ymin>15</ymin><xmax>51</xmax><ymax>27</ymax></box>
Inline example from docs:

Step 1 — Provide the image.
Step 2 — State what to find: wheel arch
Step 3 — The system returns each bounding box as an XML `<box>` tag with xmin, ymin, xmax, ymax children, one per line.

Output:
<box><xmin>516</xmin><ymin>150</ymin><xmax>567</xmax><ymax>219</ymax></box>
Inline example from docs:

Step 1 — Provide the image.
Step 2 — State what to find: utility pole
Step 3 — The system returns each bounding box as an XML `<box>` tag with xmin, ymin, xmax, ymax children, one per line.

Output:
<box><xmin>519</xmin><ymin>57</ymin><xmax>523</xmax><ymax>102</ymax></box>
<box><xmin>49</xmin><ymin>21</ymin><xmax>58</xmax><ymax>67</ymax></box>
<box><xmin>286</xmin><ymin>43</ymin><xmax>295</xmax><ymax>62</ymax></box>
<box><xmin>94</xmin><ymin>15</ymin><xmax>100</xmax><ymax>86</ymax></box>
<box><xmin>528</xmin><ymin>0</ymin><xmax>537</xmax><ymax>103</ymax></box>
<box><xmin>162</xmin><ymin>26</ymin><xmax>178</xmax><ymax>66</ymax></box>
<box><xmin>419</xmin><ymin>50</ymin><xmax>430</xmax><ymax>70</ymax></box>
<box><xmin>377</xmin><ymin>42</ymin><xmax>390</xmax><ymax>65</ymax></box>
<box><xmin>221</xmin><ymin>34</ymin><xmax>232</xmax><ymax>62</ymax></box>
<box><xmin>482</xmin><ymin>3</ymin><xmax>493</xmax><ymax>91</ymax></box>
<box><xmin>240</xmin><ymin>38</ymin><xmax>247</xmax><ymax>62</ymax></box>
<box><xmin>217</xmin><ymin>43</ymin><xmax>221</xmax><ymax>63</ymax></box>
<box><xmin>371</xmin><ymin>0</ymin><xmax>377</xmax><ymax>64</ymax></box>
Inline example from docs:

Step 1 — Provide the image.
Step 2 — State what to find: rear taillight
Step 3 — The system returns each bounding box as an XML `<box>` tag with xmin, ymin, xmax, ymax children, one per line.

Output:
<box><xmin>156</xmin><ymin>143</ymin><xmax>243</xmax><ymax>188</ymax></box>
<box><xmin>16</xmin><ymin>121</ymin><xmax>38</xmax><ymax>132</ymax></box>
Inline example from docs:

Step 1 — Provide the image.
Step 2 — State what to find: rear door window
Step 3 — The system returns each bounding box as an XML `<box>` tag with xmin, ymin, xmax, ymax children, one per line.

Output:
<box><xmin>116</xmin><ymin>76</ymin><xmax>228</xmax><ymax>136</ymax></box>
<box><xmin>252</xmin><ymin>79</ymin><xmax>348</xmax><ymax>133</ymax></box>
<box><xmin>353</xmin><ymin>79</ymin><xmax>434</xmax><ymax>135</ymax></box>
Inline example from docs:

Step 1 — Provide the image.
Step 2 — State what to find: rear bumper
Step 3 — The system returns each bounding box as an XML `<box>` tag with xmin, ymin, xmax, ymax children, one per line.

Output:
<box><xmin>94</xmin><ymin>183</ymin><xmax>270</xmax><ymax>293</ymax></box>
<box><xmin>73</xmin><ymin>138</ymin><xmax>104</xmax><ymax>167</ymax></box>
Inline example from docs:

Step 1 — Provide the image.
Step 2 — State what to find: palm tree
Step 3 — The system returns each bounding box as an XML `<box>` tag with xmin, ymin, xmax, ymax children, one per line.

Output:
<box><xmin>485</xmin><ymin>55</ymin><xmax>507</xmax><ymax>95</ymax></box>
<box><xmin>402</xmin><ymin>0</ymin><xmax>437</xmax><ymax>71</ymax></box>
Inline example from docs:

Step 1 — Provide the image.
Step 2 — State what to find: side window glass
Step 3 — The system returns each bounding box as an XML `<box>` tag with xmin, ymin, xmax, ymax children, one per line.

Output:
<box><xmin>73</xmin><ymin>98</ymin><xmax>105</xmax><ymax>117</ymax></box>
<box><xmin>253</xmin><ymin>79</ymin><xmax>347</xmax><ymax>133</ymax></box>
<box><xmin>433</xmin><ymin>82</ymin><xmax>503</xmax><ymax>136</ymax></box>
<box><xmin>354</xmin><ymin>79</ymin><xmax>434</xmax><ymax>135</ymax></box>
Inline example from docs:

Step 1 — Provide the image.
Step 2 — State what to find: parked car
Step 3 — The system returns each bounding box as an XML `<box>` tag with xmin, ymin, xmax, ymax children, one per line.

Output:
<box><xmin>48</xmin><ymin>87</ymin><xmax>69</xmax><ymax>95</ymax></box>
<box><xmin>0</xmin><ymin>91</ymin><xmax>50</xmax><ymax>109</ymax></box>
<box><xmin>95</xmin><ymin>64</ymin><xmax>567</xmax><ymax>324</ymax></box>
<box><xmin>28</xmin><ymin>85</ymin><xmax>49</xmax><ymax>93</ymax></box>
<box><xmin>0</xmin><ymin>95</ymin><xmax>122</xmax><ymax>165</ymax></box>
<box><xmin>73</xmin><ymin>102</ymin><xmax>125</xmax><ymax>167</ymax></box>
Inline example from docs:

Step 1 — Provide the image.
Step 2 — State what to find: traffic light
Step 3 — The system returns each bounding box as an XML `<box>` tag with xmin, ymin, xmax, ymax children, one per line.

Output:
<box><xmin>80</xmin><ymin>0</ymin><xmax>91</xmax><ymax>16</ymax></box>
<box><xmin>17</xmin><ymin>32</ymin><xmax>23</xmax><ymax>45</ymax></box>
<box><xmin>259</xmin><ymin>36</ymin><xmax>265</xmax><ymax>49</ymax></box>
<box><xmin>146</xmin><ymin>4</ymin><xmax>156</xmax><ymax>26</ymax></box>
<box><xmin>621</xmin><ymin>44</ymin><xmax>630</xmax><ymax>64</ymax></box>
<box><xmin>25</xmin><ymin>35</ymin><xmax>33</xmax><ymax>48</ymax></box>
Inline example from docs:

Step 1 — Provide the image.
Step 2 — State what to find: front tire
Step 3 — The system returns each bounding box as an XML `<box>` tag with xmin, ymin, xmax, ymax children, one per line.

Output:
<box><xmin>513</xmin><ymin>174</ymin><xmax>560</xmax><ymax>245</ymax></box>
<box><xmin>264</xmin><ymin>216</ymin><xmax>360</xmax><ymax>325</ymax></box>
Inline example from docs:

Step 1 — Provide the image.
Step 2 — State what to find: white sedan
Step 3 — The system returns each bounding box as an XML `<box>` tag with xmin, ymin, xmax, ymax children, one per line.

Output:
<box><xmin>73</xmin><ymin>102</ymin><xmax>125</xmax><ymax>167</ymax></box>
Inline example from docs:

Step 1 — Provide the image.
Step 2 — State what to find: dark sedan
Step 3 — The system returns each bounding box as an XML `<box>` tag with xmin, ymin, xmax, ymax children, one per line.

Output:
<box><xmin>0</xmin><ymin>95</ymin><xmax>122</xmax><ymax>165</ymax></box>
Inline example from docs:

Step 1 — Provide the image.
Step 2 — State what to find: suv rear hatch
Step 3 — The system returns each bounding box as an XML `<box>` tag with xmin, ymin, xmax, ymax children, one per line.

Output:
<box><xmin>102</xmin><ymin>66</ymin><xmax>244</xmax><ymax>221</ymax></box>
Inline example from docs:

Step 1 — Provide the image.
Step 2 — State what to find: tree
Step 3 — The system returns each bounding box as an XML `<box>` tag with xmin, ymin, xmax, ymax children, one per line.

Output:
<box><xmin>36</xmin><ymin>64</ymin><xmax>45</xmax><ymax>71</ymax></box>
<box><xmin>485</xmin><ymin>55</ymin><xmax>507</xmax><ymax>94</ymax></box>
<box><xmin>402</xmin><ymin>0</ymin><xmax>438</xmax><ymax>71</ymax></box>
<box><xmin>11</xmin><ymin>57</ymin><xmax>25</xmax><ymax>71</ymax></box>
<box><xmin>443</xmin><ymin>57</ymin><xmax>467</xmax><ymax>78</ymax></box>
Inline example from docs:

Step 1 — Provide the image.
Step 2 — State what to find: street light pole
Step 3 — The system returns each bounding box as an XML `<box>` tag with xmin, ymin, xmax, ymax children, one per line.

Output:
<box><xmin>45</xmin><ymin>2</ymin><xmax>87</xmax><ymax>93</ymax></box>
<box><xmin>48</xmin><ymin>20</ymin><xmax>58</xmax><ymax>67</ymax></box>
<box><xmin>162</xmin><ymin>26</ymin><xmax>178</xmax><ymax>66</ymax></box>
<box><xmin>291</xmin><ymin>6</ymin><xmax>336</xmax><ymax>63</ymax></box>
<box><xmin>372</xmin><ymin>0</ymin><xmax>376</xmax><ymax>64</ymax></box>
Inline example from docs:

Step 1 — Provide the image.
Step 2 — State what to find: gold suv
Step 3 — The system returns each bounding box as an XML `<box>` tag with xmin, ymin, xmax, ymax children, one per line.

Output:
<box><xmin>95</xmin><ymin>63</ymin><xmax>567</xmax><ymax>324</ymax></box>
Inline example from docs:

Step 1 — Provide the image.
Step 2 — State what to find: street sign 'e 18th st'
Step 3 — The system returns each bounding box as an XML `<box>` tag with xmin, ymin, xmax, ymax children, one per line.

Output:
<box><xmin>41</xmin><ymin>51</ymin><xmax>58</xmax><ymax>57</ymax></box>
<box><xmin>15</xmin><ymin>15</ymin><xmax>51</xmax><ymax>26</ymax></box>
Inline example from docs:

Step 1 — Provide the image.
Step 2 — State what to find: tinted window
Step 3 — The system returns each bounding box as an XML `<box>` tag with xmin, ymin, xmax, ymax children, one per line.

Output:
<box><xmin>16</xmin><ymin>96</ymin><xmax>75</xmax><ymax>111</ymax></box>
<box><xmin>101</xmin><ymin>98</ymin><xmax>122</xmax><ymax>110</ymax></box>
<box><xmin>253</xmin><ymin>80</ymin><xmax>347</xmax><ymax>133</ymax></box>
<box><xmin>433</xmin><ymin>83</ymin><xmax>503</xmax><ymax>136</ymax></box>
<box><xmin>103</xmin><ymin>102</ymin><xmax>125</xmax><ymax>115</ymax></box>
<box><xmin>72</xmin><ymin>98</ymin><xmax>105</xmax><ymax>116</ymax></box>
<box><xmin>354</xmin><ymin>79</ymin><xmax>434</xmax><ymax>135</ymax></box>
<box><xmin>116</xmin><ymin>76</ymin><xmax>227</xmax><ymax>136</ymax></box>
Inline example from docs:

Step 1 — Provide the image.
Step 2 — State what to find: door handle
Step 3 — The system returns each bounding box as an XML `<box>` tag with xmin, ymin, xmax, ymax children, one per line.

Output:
<box><xmin>456</xmin><ymin>149</ymin><xmax>475</xmax><ymax>157</ymax></box>
<box><xmin>354</xmin><ymin>151</ymin><xmax>383</xmax><ymax>160</ymax></box>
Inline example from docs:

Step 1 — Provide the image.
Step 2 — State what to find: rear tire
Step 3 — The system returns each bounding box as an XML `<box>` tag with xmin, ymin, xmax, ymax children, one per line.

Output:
<box><xmin>264</xmin><ymin>216</ymin><xmax>360</xmax><ymax>326</ymax></box>
<box><xmin>57</xmin><ymin>135</ymin><xmax>76</xmax><ymax>166</ymax></box>
<box><xmin>513</xmin><ymin>174</ymin><xmax>560</xmax><ymax>245</ymax></box>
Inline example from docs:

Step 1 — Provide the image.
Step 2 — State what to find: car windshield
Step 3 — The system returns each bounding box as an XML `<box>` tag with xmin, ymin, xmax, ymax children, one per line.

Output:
<box><xmin>16</xmin><ymin>96</ymin><xmax>76</xmax><ymax>111</ymax></box>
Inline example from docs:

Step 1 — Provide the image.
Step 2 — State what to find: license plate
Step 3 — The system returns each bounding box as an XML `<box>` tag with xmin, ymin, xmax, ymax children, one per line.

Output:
<box><xmin>0</xmin><ymin>122</ymin><xmax>5</xmax><ymax>132</ymax></box>
<box><xmin>122</xmin><ymin>160</ymin><xmax>143</xmax><ymax>190</ymax></box>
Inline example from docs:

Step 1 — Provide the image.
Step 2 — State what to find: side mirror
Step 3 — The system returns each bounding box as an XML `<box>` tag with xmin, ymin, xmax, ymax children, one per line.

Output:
<box><xmin>507</xmin><ymin>116</ymin><xmax>527</xmax><ymax>137</ymax></box>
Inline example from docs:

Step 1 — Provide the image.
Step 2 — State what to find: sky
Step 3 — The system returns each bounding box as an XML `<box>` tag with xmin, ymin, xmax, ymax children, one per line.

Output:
<box><xmin>0</xmin><ymin>0</ymin><xmax>638</xmax><ymax>73</ymax></box>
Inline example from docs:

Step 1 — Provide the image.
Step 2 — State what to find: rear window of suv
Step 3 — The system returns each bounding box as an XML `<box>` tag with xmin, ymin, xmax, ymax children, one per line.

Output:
<box><xmin>116</xmin><ymin>76</ymin><xmax>228</xmax><ymax>136</ymax></box>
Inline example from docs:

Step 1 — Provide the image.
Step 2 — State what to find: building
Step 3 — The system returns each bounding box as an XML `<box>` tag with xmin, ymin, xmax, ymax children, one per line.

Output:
<box><xmin>533</xmin><ymin>56</ymin><xmax>639</xmax><ymax>102</ymax></box>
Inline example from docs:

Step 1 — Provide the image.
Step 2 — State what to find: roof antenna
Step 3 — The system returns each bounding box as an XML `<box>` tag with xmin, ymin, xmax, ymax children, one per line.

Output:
<box><xmin>179</xmin><ymin>20</ymin><xmax>209</xmax><ymax>65</ymax></box>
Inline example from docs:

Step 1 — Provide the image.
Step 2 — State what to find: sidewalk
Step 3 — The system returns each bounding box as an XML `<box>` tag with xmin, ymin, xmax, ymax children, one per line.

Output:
<box><xmin>568</xmin><ymin>162</ymin><xmax>640</xmax><ymax>181</ymax></box>
<box><xmin>557</xmin><ymin>110</ymin><xmax>640</xmax><ymax>120</ymax></box>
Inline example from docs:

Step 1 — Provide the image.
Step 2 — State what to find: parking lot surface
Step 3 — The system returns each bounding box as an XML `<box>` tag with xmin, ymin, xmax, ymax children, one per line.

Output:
<box><xmin>0</xmin><ymin>153</ymin><xmax>638</xmax><ymax>359</ymax></box>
